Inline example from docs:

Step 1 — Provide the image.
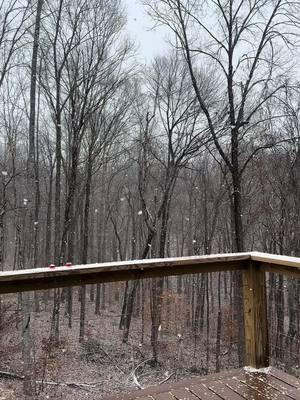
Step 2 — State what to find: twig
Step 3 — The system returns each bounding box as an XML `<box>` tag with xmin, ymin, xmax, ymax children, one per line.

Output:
<box><xmin>159</xmin><ymin>372</ymin><xmax>175</xmax><ymax>385</ymax></box>
<box><xmin>0</xmin><ymin>371</ymin><xmax>23</xmax><ymax>380</ymax></box>
<box><xmin>132</xmin><ymin>359</ymin><xmax>150</xmax><ymax>390</ymax></box>
<box><xmin>132</xmin><ymin>360</ymin><xmax>175</xmax><ymax>390</ymax></box>
<box><xmin>0</xmin><ymin>370</ymin><xmax>105</xmax><ymax>390</ymax></box>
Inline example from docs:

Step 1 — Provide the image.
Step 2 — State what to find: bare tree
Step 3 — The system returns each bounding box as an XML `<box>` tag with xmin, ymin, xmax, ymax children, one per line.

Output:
<box><xmin>0</xmin><ymin>0</ymin><xmax>32</xmax><ymax>89</ymax></box>
<box><xmin>121</xmin><ymin>53</ymin><xmax>211</xmax><ymax>362</ymax></box>
<box><xmin>145</xmin><ymin>0</ymin><xmax>300</xmax><ymax>366</ymax></box>
<box><xmin>79</xmin><ymin>82</ymin><xmax>132</xmax><ymax>341</ymax></box>
<box><xmin>145</xmin><ymin>0</ymin><xmax>300</xmax><ymax>251</ymax></box>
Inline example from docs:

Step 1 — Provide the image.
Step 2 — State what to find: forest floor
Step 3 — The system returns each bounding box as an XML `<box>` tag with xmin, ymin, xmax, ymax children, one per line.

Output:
<box><xmin>0</xmin><ymin>286</ymin><xmax>241</xmax><ymax>399</ymax></box>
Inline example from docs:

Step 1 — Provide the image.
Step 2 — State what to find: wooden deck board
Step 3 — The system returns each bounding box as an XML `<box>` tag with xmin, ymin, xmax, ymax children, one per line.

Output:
<box><xmin>231</xmin><ymin>369</ymin><xmax>298</xmax><ymax>400</ymax></box>
<box><xmin>206</xmin><ymin>379</ymin><xmax>246</xmax><ymax>400</ymax></box>
<box><xmin>225</xmin><ymin>377</ymin><xmax>271</xmax><ymax>400</ymax></box>
<box><xmin>170</xmin><ymin>387</ymin><xmax>203</xmax><ymax>400</ymax></box>
<box><xmin>242</xmin><ymin>372</ymin><xmax>300</xmax><ymax>400</ymax></box>
<box><xmin>189</xmin><ymin>384</ymin><xmax>224</xmax><ymax>400</ymax></box>
<box><xmin>104</xmin><ymin>368</ymin><xmax>300</xmax><ymax>400</ymax></box>
<box><xmin>270</xmin><ymin>369</ymin><xmax>300</xmax><ymax>389</ymax></box>
<box><xmin>152</xmin><ymin>392</ymin><xmax>175</xmax><ymax>400</ymax></box>
<box><xmin>239</xmin><ymin>376</ymin><xmax>291</xmax><ymax>400</ymax></box>
<box><xmin>227</xmin><ymin>372</ymin><xmax>286</xmax><ymax>400</ymax></box>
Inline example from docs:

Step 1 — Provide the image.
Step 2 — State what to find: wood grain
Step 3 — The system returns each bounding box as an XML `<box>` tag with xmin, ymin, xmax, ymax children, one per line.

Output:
<box><xmin>1</xmin><ymin>252</ymin><xmax>299</xmax><ymax>295</ymax></box>
<box><xmin>243</xmin><ymin>261</ymin><xmax>269</xmax><ymax>368</ymax></box>
<box><xmin>0</xmin><ymin>253</ymin><xmax>250</xmax><ymax>294</ymax></box>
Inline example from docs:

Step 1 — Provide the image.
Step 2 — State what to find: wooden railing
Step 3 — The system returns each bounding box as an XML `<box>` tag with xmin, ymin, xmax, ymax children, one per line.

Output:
<box><xmin>0</xmin><ymin>251</ymin><xmax>300</xmax><ymax>370</ymax></box>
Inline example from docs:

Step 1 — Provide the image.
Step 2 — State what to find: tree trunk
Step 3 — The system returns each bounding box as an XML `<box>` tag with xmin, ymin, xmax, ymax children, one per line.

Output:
<box><xmin>79</xmin><ymin>149</ymin><xmax>93</xmax><ymax>342</ymax></box>
<box><xmin>23</xmin><ymin>0</ymin><xmax>44</xmax><ymax>395</ymax></box>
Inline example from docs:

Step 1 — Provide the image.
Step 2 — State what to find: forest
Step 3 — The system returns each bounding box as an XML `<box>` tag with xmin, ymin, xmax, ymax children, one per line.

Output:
<box><xmin>0</xmin><ymin>0</ymin><xmax>300</xmax><ymax>398</ymax></box>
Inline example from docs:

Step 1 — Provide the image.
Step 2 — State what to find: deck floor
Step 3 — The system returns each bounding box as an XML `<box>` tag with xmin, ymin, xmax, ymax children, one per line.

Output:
<box><xmin>106</xmin><ymin>367</ymin><xmax>300</xmax><ymax>400</ymax></box>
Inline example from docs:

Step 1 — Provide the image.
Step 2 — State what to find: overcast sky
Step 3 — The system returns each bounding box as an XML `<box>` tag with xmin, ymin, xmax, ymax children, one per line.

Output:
<box><xmin>124</xmin><ymin>0</ymin><xmax>169</xmax><ymax>62</ymax></box>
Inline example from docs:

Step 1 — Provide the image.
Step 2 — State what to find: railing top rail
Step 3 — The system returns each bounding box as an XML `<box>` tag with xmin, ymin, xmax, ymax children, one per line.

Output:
<box><xmin>0</xmin><ymin>253</ymin><xmax>250</xmax><ymax>294</ymax></box>
<box><xmin>251</xmin><ymin>251</ymin><xmax>300</xmax><ymax>269</ymax></box>
<box><xmin>0</xmin><ymin>252</ymin><xmax>299</xmax><ymax>294</ymax></box>
<box><xmin>251</xmin><ymin>252</ymin><xmax>300</xmax><ymax>278</ymax></box>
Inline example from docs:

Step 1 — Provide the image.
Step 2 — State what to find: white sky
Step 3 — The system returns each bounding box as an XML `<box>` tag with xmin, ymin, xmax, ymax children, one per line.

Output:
<box><xmin>123</xmin><ymin>0</ymin><xmax>169</xmax><ymax>62</ymax></box>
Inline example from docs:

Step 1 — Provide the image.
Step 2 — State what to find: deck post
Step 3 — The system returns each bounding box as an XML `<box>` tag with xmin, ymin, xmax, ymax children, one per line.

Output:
<box><xmin>243</xmin><ymin>261</ymin><xmax>269</xmax><ymax>368</ymax></box>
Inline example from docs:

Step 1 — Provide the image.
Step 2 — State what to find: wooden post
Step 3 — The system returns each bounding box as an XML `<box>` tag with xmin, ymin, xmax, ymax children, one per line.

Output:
<box><xmin>243</xmin><ymin>261</ymin><xmax>269</xmax><ymax>368</ymax></box>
